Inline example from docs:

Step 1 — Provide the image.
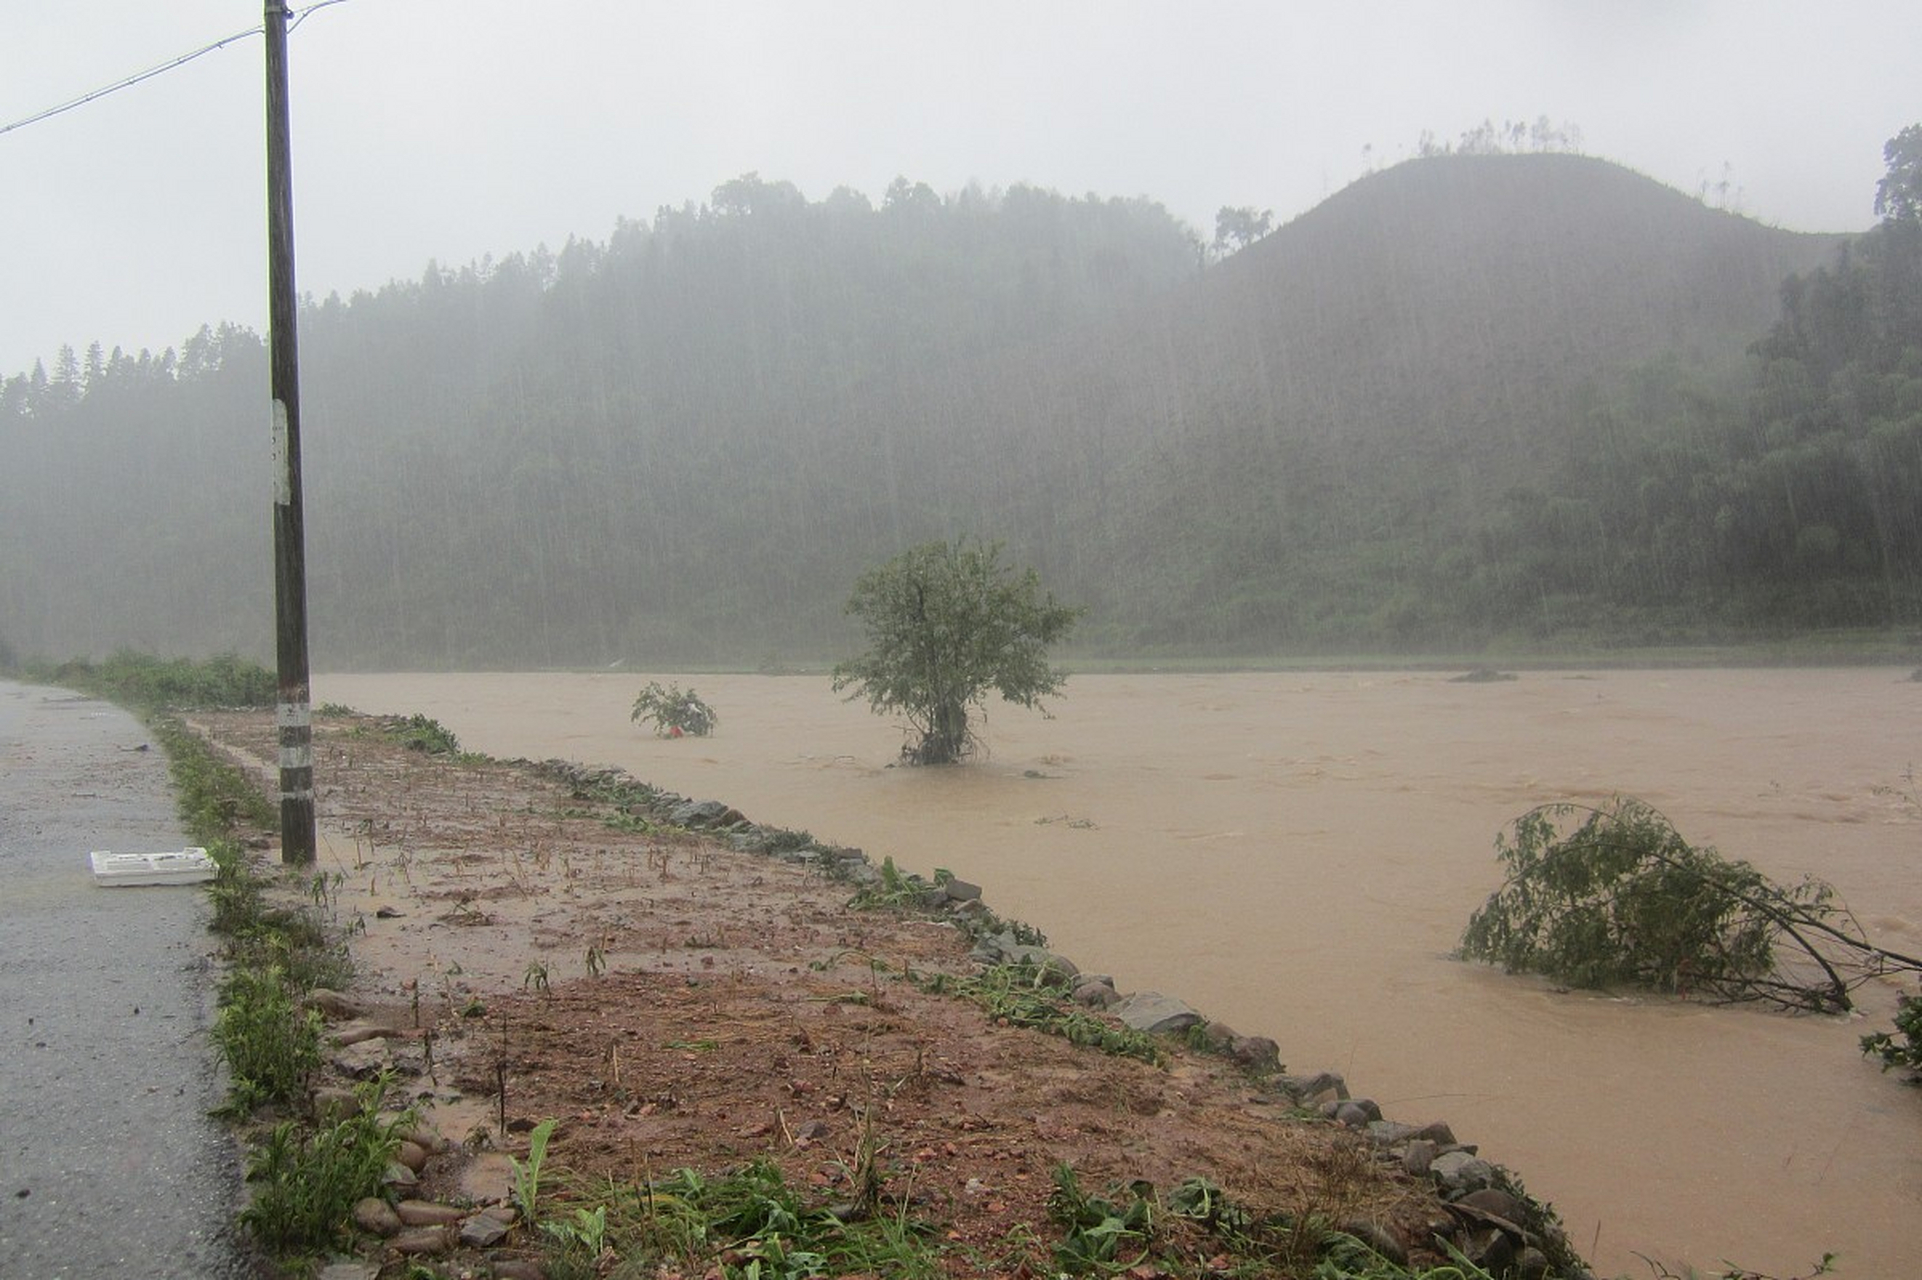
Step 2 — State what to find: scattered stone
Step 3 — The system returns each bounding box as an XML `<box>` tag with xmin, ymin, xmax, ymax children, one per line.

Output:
<box><xmin>388</xmin><ymin>1225</ymin><xmax>453</xmax><ymax>1256</ymax></box>
<box><xmin>1280</xmin><ymin>1071</ymin><xmax>1349</xmax><ymax>1102</ymax></box>
<box><xmin>1366</xmin><ymin>1120</ymin><xmax>1421</xmax><ymax>1145</ymax></box>
<box><xmin>311</xmin><ymin>1087</ymin><xmax>361</xmax><ymax>1121</ymax></box>
<box><xmin>459</xmin><ymin>1151</ymin><xmax>518</xmax><ymax>1203</ymax></box>
<box><xmin>382</xmin><ymin>1161</ymin><xmax>419</xmax><ymax>1192</ymax></box>
<box><xmin>307</xmin><ymin>988</ymin><xmax>364</xmax><ymax>1020</ymax></box>
<box><xmin>1514</xmin><ymin>1245</ymin><xmax>1553</xmax><ymax>1280</ymax></box>
<box><xmin>1228</xmin><ymin>1035</ymin><xmax>1280</xmax><ymax>1072</ymax></box>
<box><xmin>1333</xmin><ymin>1101</ymin><xmax>1376</xmax><ymax>1128</ymax></box>
<box><xmin>1003</xmin><ymin>946</ymin><xmax>1079</xmax><ymax>986</ymax></box>
<box><xmin>459</xmin><ymin>1212</ymin><xmax>512</xmax><ymax>1247</ymax></box>
<box><xmin>669</xmin><ymin>799</ymin><xmax>743</xmax><ymax>828</ymax></box>
<box><xmin>1459</xmin><ymin>1225</ymin><xmax>1516</xmax><ymax>1272</ymax></box>
<box><xmin>1401</xmin><ymin>1140</ymin><xmax>1439</xmax><ymax>1176</ymax></box>
<box><xmin>1337</xmin><ymin>1218</ymin><xmax>1408</xmax><ymax>1266</ymax></box>
<box><xmin>1196</xmin><ymin>1021</ymin><xmax>1238</xmax><ymax>1052</ymax></box>
<box><xmin>1110</xmin><ymin>992</ymin><xmax>1202</xmax><ymax>1035</ymax></box>
<box><xmin>332</xmin><ymin>1040</ymin><xmax>389</xmax><ymax>1079</ymax></box>
<box><xmin>1430</xmin><ymin>1150</ymin><xmax>1497</xmax><ymax>1193</ymax></box>
<box><xmin>316</xmin><ymin>1260</ymin><xmax>379</xmax><ymax>1280</ymax></box>
<box><xmin>331</xmin><ymin>1020</ymin><xmax>402</xmax><ymax>1047</ymax></box>
<box><xmin>488</xmin><ymin>1260</ymin><xmax>548</xmax><ymax>1280</ymax></box>
<box><xmin>1071</xmin><ymin>980</ymin><xmax>1120</xmax><ymax>1009</ymax></box>
<box><xmin>1455</xmin><ymin>1186</ymin><xmax>1528</xmax><ymax>1228</ymax></box>
<box><xmin>376</xmin><ymin>1114</ymin><xmax>443</xmax><ymax>1154</ymax></box>
<box><xmin>1042</xmin><ymin>951</ymin><xmax>1081</xmax><ymax>983</ymax></box>
<box><xmin>352</xmin><ymin>1196</ymin><xmax>401</xmax><ymax>1236</ymax></box>
<box><xmin>396</xmin><ymin>1200</ymin><xmax>466</xmax><ymax>1227</ymax></box>
<box><xmin>942</xmin><ymin>877</ymin><xmax>983</xmax><ymax>903</ymax></box>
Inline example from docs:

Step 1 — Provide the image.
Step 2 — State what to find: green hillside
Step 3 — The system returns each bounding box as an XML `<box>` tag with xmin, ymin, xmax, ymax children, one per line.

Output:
<box><xmin>1033</xmin><ymin>155</ymin><xmax>1851</xmax><ymax>649</ymax></box>
<box><xmin>2</xmin><ymin>151</ymin><xmax>1913</xmax><ymax>669</ymax></box>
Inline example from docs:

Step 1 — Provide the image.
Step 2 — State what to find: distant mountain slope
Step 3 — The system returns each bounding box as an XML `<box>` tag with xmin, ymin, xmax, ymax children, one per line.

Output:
<box><xmin>0</xmin><ymin>156</ymin><xmax>1868</xmax><ymax>665</ymax></box>
<box><xmin>1015</xmin><ymin>155</ymin><xmax>1845</xmax><ymax>646</ymax></box>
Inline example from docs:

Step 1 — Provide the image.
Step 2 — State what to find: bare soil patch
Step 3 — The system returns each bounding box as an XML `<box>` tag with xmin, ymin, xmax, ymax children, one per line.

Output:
<box><xmin>195</xmin><ymin>710</ymin><xmax>1506</xmax><ymax>1277</ymax></box>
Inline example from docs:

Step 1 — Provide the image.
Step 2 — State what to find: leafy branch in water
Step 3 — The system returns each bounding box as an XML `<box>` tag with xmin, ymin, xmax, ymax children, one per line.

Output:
<box><xmin>1459</xmin><ymin>798</ymin><xmax>1922</xmax><ymax>1015</ymax></box>
<box><xmin>630</xmin><ymin>682</ymin><xmax>718</xmax><ymax>737</ymax></box>
<box><xmin>1861</xmin><ymin>992</ymin><xmax>1922</xmax><ymax>1080</ymax></box>
<box><xmin>385</xmin><ymin>712</ymin><xmax>463</xmax><ymax>755</ymax></box>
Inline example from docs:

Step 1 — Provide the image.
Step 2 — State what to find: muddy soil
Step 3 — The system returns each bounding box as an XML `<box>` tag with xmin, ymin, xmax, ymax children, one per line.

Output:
<box><xmin>194</xmin><ymin>710</ymin><xmax>1527</xmax><ymax>1277</ymax></box>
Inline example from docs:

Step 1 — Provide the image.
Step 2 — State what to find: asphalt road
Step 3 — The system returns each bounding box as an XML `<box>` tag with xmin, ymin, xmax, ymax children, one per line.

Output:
<box><xmin>0</xmin><ymin>681</ymin><xmax>251</xmax><ymax>1279</ymax></box>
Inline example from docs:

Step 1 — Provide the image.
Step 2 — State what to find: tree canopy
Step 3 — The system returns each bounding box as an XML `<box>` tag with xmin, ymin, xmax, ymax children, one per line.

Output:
<box><xmin>1876</xmin><ymin>123</ymin><xmax>1922</xmax><ymax>223</ymax></box>
<box><xmin>832</xmin><ymin>540</ymin><xmax>1081</xmax><ymax>764</ymax></box>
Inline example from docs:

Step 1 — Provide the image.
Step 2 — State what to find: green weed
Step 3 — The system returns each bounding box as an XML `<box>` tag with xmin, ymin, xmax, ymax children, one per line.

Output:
<box><xmin>238</xmin><ymin>1074</ymin><xmax>416</xmax><ymax>1254</ymax></box>
<box><xmin>37</xmin><ymin>649</ymin><xmax>275</xmax><ymax>711</ymax></box>
<box><xmin>212</xmin><ymin>965</ymin><xmax>323</xmax><ymax>1113</ymax></box>
<box><xmin>923</xmin><ymin>962</ymin><xmax>1161</xmax><ymax>1064</ymax></box>
<box><xmin>1048</xmin><ymin>1164</ymin><xmax>1156</xmax><ymax>1274</ymax></box>
<box><xmin>511</xmin><ymin>1117</ymin><xmax>559</xmax><ymax>1225</ymax></box>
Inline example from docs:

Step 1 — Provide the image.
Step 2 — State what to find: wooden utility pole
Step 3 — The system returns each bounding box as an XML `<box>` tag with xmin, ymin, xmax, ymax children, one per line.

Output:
<box><xmin>265</xmin><ymin>1</ymin><xmax>314</xmax><ymax>864</ymax></box>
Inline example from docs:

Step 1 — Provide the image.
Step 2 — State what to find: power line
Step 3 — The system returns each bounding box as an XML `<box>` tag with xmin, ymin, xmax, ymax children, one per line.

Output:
<box><xmin>0</xmin><ymin>1</ymin><xmax>350</xmax><ymax>139</ymax></box>
<box><xmin>288</xmin><ymin>0</ymin><xmax>353</xmax><ymax>35</ymax></box>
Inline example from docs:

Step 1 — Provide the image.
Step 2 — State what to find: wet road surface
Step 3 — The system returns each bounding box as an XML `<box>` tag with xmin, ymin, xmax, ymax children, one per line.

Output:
<box><xmin>0</xmin><ymin>680</ymin><xmax>250</xmax><ymax>1278</ymax></box>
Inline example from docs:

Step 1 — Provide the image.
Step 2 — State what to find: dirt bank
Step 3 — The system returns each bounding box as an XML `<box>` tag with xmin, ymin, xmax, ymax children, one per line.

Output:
<box><xmin>198</xmin><ymin>709</ymin><xmax>1579</xmax><ymax>1278</ymax></box>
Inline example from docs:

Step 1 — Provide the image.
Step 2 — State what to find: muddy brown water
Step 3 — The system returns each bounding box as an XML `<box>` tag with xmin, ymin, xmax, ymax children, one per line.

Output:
<box><xmin>315</xmin><ymin>668</ymin><xmax>1921</xmax><ymax>1277</ymax></box>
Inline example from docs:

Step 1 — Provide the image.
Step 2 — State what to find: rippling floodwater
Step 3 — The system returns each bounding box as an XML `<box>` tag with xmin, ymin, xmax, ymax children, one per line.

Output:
<box><xmin>316</xmin><ymin>668</ymin><xmax>1921</xmax><ymax>1276</ymax></box>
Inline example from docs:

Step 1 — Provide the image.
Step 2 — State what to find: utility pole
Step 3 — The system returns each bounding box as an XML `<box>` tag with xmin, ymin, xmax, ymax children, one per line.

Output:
<box><xmin>265</xmin><ymin>0</ymin><xmax>314</xmax><ymax>864</ymax></box>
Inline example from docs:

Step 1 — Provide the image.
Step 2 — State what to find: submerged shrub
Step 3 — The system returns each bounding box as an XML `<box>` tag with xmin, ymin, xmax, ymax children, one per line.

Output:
<box><xmin>1460</xmin><ymin>798</ymin><xmax>1858</xmax><ymax>1012</ymax></box>
<box><xmin>631</xmin><ymin>682</ymin><xmax>718</xmax><ymax>737</ymax></box>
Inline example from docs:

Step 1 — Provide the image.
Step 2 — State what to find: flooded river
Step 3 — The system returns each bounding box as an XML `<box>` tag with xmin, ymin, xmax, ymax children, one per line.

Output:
<box><xmin>315</xmin><ymin>668</ymin><xmax>1921</xmax><ymax>1277</ymax></box>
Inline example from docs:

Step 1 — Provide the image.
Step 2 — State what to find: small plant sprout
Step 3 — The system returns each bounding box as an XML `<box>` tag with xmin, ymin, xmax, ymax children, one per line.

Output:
<box><xmin>542</xmin><ymin>1203</ymin><xmax>608</xmax><ymax>1259</ymax></box>
<box><xmin>586</xmin><ymin>943</ymin><xmax>606</xmax><ymax>978</ymax></box>
<box><xmin>510</xmin><ymin>1117</ymin><xmax>559</xmax><ymax>1226</ymax></box>
<box><xmin>524</xmin><ymin>962</ymin><xmax>550</xmax><ymax>996</ymax></box>
<box><xmin>604</xmin><ymin>1037</ymin><xmax>623</xmax><ymax>1088</ymax></box>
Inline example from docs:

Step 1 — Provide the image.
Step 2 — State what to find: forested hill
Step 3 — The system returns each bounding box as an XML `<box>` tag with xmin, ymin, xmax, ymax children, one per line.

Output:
<box><xmin>4</xmin><ymin>152</ymin><xmax>1908</xmax><ymax>670</ymax></box>
<box><xmin>1027</xmin><ymin>154</ymin><xmax>1854</xmax><ymax>647</ymax></box>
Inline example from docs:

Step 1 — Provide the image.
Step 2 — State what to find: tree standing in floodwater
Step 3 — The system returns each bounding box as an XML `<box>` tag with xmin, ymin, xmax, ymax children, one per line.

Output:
<box><xmin>833</xmin><ymin>539</ymin><xmax>1081</xmax><ymax>764</ymax></box>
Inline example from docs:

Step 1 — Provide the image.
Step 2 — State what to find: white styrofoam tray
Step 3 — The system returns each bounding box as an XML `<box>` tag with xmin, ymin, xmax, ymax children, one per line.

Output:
<box><xmin>90</xmin><ymin>847</ymin><xmax>217</xmax><ymax>886</ymax></box>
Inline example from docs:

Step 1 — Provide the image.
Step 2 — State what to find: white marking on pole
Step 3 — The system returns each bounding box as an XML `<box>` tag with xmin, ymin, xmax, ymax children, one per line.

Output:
<box><xmin>272</xmin><ymin>399</ymin><xmax>292</xmax><ymax>506</ymax></box>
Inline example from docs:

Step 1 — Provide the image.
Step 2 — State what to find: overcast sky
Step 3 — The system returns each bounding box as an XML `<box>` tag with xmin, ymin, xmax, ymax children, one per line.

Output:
<box><xmin>3</xmin><ymin>1</ymin><xmax>1916</xmax><ymax>377</ymax></box>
